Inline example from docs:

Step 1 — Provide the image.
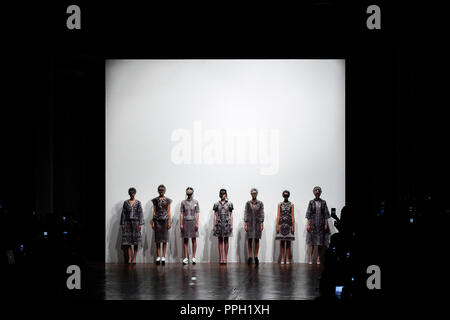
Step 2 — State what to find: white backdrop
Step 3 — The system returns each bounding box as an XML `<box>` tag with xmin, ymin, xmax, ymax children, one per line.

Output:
<box><xmin>105</xmin><ymin>59</ymin><xmax>345</xmax><ymax>263</ymax></box>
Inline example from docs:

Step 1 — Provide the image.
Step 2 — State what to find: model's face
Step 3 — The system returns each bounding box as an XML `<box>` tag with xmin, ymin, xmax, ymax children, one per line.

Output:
<box><xmin>129</xmin><ymin>191</ymin><xmax>136</xmax><ymax>198</ymax></box>
<box><xmin>314</xmin><ymin>189</ymin><xmax>321</xmax><ymax>198</ymax></box>
<box><xmin>158</xmin><ymin>188</ymin><xmax>165</xmax><ymax>196</ymax></box>
<box><xmin>220</xmin><ymin>192</ymin><xmax>227</xmax><ymax>200</ymax></box>
<box><xmin>251</xmin><ymin>192</ymin><xmax>257</xmax><ymax>200</ymax></box>
<box><xmin>186</xmin><ymin>189</ymin><xmax>193</xmax><ymax>197</ymax></box>
<box><xmin>283</xmin><ymin>193</ymin><xmax>289</xmax><ymax>200</ymax></box>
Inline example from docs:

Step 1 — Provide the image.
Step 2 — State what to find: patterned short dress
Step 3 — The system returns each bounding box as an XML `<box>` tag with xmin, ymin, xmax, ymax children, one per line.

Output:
<box><xmin>213</xmin><ymin>200</ymin><xmax>233</xmax><ymax>237</ymax></box>
<box><xmin>180</xmin><ymin>198</ymin><xmax>200</xmax><ymax>238</ymax></box>
<box><xmin>244</xmin><ymin>199</ymin><xmax>265</xmax><ymax>239</ymax></box>
<box><xmin>276</xmin><ymin>201</ymin><xmax>295</xmax><ymax>241</ymax></box>
<box><xmin>306</xmin><ymin>198</ymin><xmax>331</xmax><ymax>246</ymax></box>
<box><xmin>152</xmin><ymin>196</ymin><xmax>172</xmax><ymax>243</ymax></box>
<box><xmin>120</xmin><ymin>199</ymin><xmax>144</xmax><ymax>246</ymax></box>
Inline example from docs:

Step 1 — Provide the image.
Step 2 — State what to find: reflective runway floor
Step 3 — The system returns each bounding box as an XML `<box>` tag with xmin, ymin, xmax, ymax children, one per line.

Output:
<box><xmin>87</xmin><ymin>263</ymin><xmax>323</xmax><ymax>300</ymax></box>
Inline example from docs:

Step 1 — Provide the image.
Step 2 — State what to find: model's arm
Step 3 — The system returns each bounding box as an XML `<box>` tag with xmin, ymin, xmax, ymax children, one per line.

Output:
<box><xmin>138</xmin><ymin>202</ymin><xmax>144</xmax><ymax>231</ymax></box>
<box><xmin>213</xmin><ymin>203</ymin><xmax>217</xmax><ymax>228</ymax></box>
<box><xmin>195</xmin><ymin>203</ymin><xmax>199</xmax><ymax>230</ymax></box>
<box><xmin>324</xmin><ymin>202</ymin><xmax>330</xmax><ymax>230</ymax></box>
<box><xmin>152</xmin><ymin>204</ymin><xmax>156</xmax><ymax>229</ymax></box>
<box><xmin>230</xmin><ymin>210</ymin><xmax>233</xmax><ymax>231</ymax></box>
<box><xmin>229</xmin><ymin>203</ymin><xmax>234</xmax><ymax>231</ymax></box>
<box><xmin>276</xmin><ymin>203</ymin><xmax>280</xmax><ymax>233</ymax></box>
<box><xmin>244</xmin><ymin>202</ymin><xmax>248</xmax><ymax>232</ymax></box>
<box><xmin>180</xmin><ymin>206</ymin><xmax>184</xmax><ymax>230</ymax></box>
<box><xmin>120</xmin><ymin>202</ymin><xmax>126</xmax><ymax>231</ymax></box>
<box><xmin>306</xmin><ymin>202</ymin><xmax>311</xmax><ymax>232</ymax></box>
<box><xmin>291</xmin><ymin>203</ymin><xmax>295</xmax><ymax>233</ymax></box>
<box><xmin>168</xmin><ymin>204</ymin><xmax>171</xmax><ymax>229</ymax></box>
<box><xmin>260</xmin><ymin>202</ymin><xmax>264</xmax><ymax>231</ymax></box>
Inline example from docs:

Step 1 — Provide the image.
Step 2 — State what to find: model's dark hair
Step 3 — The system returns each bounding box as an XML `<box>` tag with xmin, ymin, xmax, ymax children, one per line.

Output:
<box><xmin>282</xmin><ymin>190</ymin><xmax>290</xmax><ymax>197</ymax></box>
<box><xmin>158</xmin><ymin>184</ymin><xmax>166</xmax><ymax>191</ymax></box>
<box><xmin>128</xmin><ymin>187</ymin><xmax>136</xmax><ymax>194</ymax></box>
<box><xmin>186</xmin><ymin>187</ymin><xmax>194</xmax><ymax>192</ymax></box>
<box><xmin>219</xmin><ymin>188</ymin><xmax>227</xmax><ymax>196</ymax></box>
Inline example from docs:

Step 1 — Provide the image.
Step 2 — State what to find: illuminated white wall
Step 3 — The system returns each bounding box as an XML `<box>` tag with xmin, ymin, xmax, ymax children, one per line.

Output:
<box><xmin>105</xmin><ymin>59</ymin><xmax>345</xmax><ymax>263</ymax></box>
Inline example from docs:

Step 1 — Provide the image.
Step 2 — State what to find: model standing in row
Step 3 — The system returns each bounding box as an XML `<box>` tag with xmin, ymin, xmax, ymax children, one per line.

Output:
<box><xmin>213</xmin><ymin>189</ymin><xmax>233</xmax><ymax>264</ymax></box>
<box><xmin>180</xmin><ymin>187</ymin><xmax>199</xmax><ymax>265</ymax></box>
<box><xmin>120</xmin><ymin>187</ymin><xmax>144</xmax><ymax>264</ymax></box>
<box><xmin>276</xmin><ymin>190</ymin><xmax>295</xmax><ymax>264</ymax></box>
<box><xmin>306</xmin><ymin>186</ymin><xmax>330</xmax><ymax>264</ymax></box>
<box><xmin>244</xmin><ymin>188</ymin><xmax>264</xmax><ymax>265</ymax></box>
<box><xmin>152</xmin><ymin>184</ymin><xmax>172</xmax><ymax>265</ymax></box>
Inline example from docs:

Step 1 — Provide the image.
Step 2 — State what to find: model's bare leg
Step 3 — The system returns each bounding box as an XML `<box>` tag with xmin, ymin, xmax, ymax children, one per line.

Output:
<box><xmin>317</xmin><ymin>245</ymin><xmax>323</xmax><ymax>264</ymax></box>
<box><xmin>183</xmin><ymin>238</ymin><xmax>189</xmax><ymax>258</ymax></box>
<box><xmin>247</xmin><ymin>239</ymin><xmax>253</xmax><ymax>258</ymax></box>
<box><xmin>127</xmin><ymin>246</ymin><xmax>132</xmax><ymax>263</ymax></box>
<box><xmin>132</xmin><ymin>245</ymin><xmax>138</xmax><ymax>263</ymax></box>
<box><xmin>162</xmin><ymin>243</ymin><xmax>167</xmax><ymax>257</ymax></box>
<box><xmin>224</xmin><ymin>237</ymin><xmax>229</xmax><ymax>263</ymax></box>
<box><xmin>286</xmin><ymin>241</ymin><xmax>291</xmax><ymax>263</ymax></box>
<box><xmin>254</xmin><ymin>239</ymin><xmax>260</xmax><ymax>258</ymax></box>
<box><xmin>280</xmin><ymin>241</ymin><xmax>285</xmax><ymax>263</ymax></box>
<box><xmin>218</xmin><ymin>237</ymin><xmax>223</xmax><ymax>263</ymax></box>
<box><xmin>309</xmin><ymin>245</ymin><xmax>313</xmax><ymax>263</ymax></box>
<box><xmin>157</xmin><ymin>243</ymin><xmax>161</xmax><ymax>257</ymax></box>
<box><xmin>192</xmin><ymin>238</ymin><xmax>197</xmax><ymax>258</ymax></box>
<box><xmin>162</xmin><ymin>242</ymin><xmax>167</xmax><ymax>257</ymax></box>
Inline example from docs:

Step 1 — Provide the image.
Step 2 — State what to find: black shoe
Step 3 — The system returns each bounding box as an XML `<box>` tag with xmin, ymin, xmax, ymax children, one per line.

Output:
<box><xmin>254</xmin><ymin>257</ymin><xmax>259</xmax><ymax>265</ymax></box>
<box><xmin>248</xmin><ymin>257</ymin><xmax>253</xmax><ymax>265</ymax></box>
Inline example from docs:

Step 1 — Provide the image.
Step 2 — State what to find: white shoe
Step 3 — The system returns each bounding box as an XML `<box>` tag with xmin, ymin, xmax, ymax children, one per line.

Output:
<box><xmin>286</xmin><ymin>261</ymin><xmax>291</xmax><ymax>265</ymax></box>
<box><xmin>308</xmin><ymin>261</ymin><xmax>312</xmax><ymax>265</ymax></box>
<box><xmin>317</xmin><ymin>261</ymin><xmax>320</xmax><ymax>265</ymax></box>
<box><xmin>182</xmin><ymin>258</ymin><xmax>189</xmax><ymax>265</ymax></box>
<box><xmin>161</xmin><ymin>257</ymin><xmax>166</xmax><ymax>265</ymax></box>
<box><xmin>156</xmin><ymin>257</ymin><xmax>161</xmax><ymax>265</ymax></box>
<box><xmin>280</xmin><ymin>261</ymin><xmax>285</xmax><ymax>265</ymax></box>
<box><xmin>191</xmin><ymin>257</ymin><xmax>197</xmax><ymax>264</ymax></box>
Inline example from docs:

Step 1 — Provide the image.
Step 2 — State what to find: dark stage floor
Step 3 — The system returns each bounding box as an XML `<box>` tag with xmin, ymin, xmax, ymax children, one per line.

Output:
<box><xmin>87</xmin><ymin>263</ymin><xmax>322</xmax><ymax>300</ymax></box>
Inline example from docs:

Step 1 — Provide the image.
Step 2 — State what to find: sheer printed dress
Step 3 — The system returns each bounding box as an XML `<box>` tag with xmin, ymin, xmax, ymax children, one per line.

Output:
<box><xmin>180</xmin><ymin>198</ymin><xmax>200</xmax><ymax>238</ymax></box>
<box><xmin>305</xmin><ymin>198</ymin><xmax>330</xmax><ymax>247</ymax></box>
<box><xmin>275</xmin><ymin>201</ymin><xmax>295</xmax><ymax>241</ymax></box>
<box><xmin>152</xmin><ymin>196</ymin><xmax>172</xmax><ymax>243</ymax></box>
<box><xmin>120</xmin><ymin>199</ymin><xmax>144</xmax><ymax>246</ymax></box>
<box><xmin>213</xmin><ymin>200</ymin><xmax>234</xmax><ymax>237</ymax></box>
<box><xmin>244</xmin><ymin>199</ymin><xmax>265</xmax><ymax>239</ymax></box>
